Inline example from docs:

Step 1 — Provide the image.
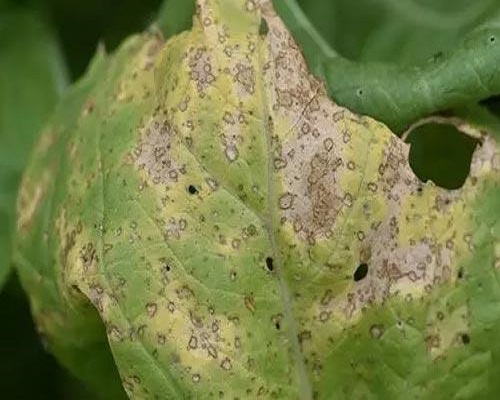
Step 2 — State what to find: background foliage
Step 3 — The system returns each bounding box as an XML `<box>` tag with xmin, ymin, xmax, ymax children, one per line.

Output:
<box><xmin>1</xmin><ymin>0</ymin><xmax>499</xmax><ymax>398</ymax></box>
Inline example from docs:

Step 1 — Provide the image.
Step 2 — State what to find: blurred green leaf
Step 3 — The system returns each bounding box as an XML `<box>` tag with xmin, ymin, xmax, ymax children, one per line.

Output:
<box><xmin>298</xmin><ymin>0</ymin><xmax>499</xmax><ymax>64</ymax></box>
<box><xmin>323</xmin><ymin>22</ymin><xmax>500</xmax><ymax>133</ymax></box>
<box><xmin>0</xmin><ymin>9</ymin><xmax>68</xmax><ymax>290</ymax></box>
<box><xmin>156</xmin><ymin>0</ymin><xmax>195</xmax><ymax>39</ymax></box>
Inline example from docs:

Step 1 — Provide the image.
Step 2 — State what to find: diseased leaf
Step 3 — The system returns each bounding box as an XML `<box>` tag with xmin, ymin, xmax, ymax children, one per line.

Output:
<box><xmin>15</xmin><ymin>1</ymin><xmax>500</xmax><ymax>399</ymax></box>
<box><xmin>0</xmin><ymin>9</ymin><xmax>68</xmax><ymax>290</ymax></box>
<box><xmin>272</xmin><ymin>0</ymin><xmax>336</xmax><ymax>78</ymax></box>
<box><xmin>155</xmin><ymin>0</ymin><xmax>500</xmax><ymax>134</ymax></box>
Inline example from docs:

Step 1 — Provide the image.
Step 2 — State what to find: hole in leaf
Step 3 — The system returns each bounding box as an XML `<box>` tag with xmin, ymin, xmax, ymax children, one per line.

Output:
<box><xmin>457</xmin><ymin>267</ymin><xmax>464</xmax><ymax>279</ymax></box>
<box><xmin>265</xmin><ymin>257</ymin><xmax>274</xmax><ymax>272</ymax></box>
<box><xmin>187</xmin><ymin>185</ymin><xmax>199</xmax><ymax>195</ymax></box>
<box><xmin>461</xmin><ymin>333</ymin><xmax>470</xmax><ymax>345</ymax></box>
<box><xmin>356</xmin><ymin>88</ymin><xmax>364</xmax><ymax>97</ymax></box>
<box><xmin>353</xmin><ymin>263</ymin><xmax>368</xmax><ymax>281</ymax></box>
<box><xmin>275</xmin><ymin>321</ymin><xmax>280</xmax><ymax>330</ymax></box>
<box><xmin>407</xmin><ymin>123</ymin><xmax>478</xmax><ymax>189</ymax></box>
<box><xmin>489</xmin><ymin>35</ymin><xmax>496</xmax><ymax>43</ymax></box>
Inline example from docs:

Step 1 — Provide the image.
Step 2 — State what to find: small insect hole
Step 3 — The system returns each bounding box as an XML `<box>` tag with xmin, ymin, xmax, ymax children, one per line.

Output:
<box><xmin>357</xmin><ymin>88</ymin><xmax>364</xmax><ymax>96</ymax></box>
<box><xmin>457</xmin><ymin>267</ymin><xmax>464</xmax><ymax>279</ymax></box>
<box><xmin>187</xmin><ymin>185</ymin><xmax>199</xmax><ymax>195</ymax></box>
<box><xmin>275</xmin><ymin>321</ymin><xmax>280</xmax><ymax>330</ymax></box>
<box><xmin>461</xmin><ymin>333</ymin><xmax>470</xmax><ymax>344</ymax></box>
<box><xmin>489</xmin><ymin>35</ymin><xmax>496</xmax><ymax>43</ymax></box>
<box><xmin>265</xmin><ymin>257</ymin><xmax>274</xmax><ymax>272</ymax></box>
<box><xmin>354</xmin><ymin>263</ymin><xmax>369</xmax><ymax>281</ymax></box>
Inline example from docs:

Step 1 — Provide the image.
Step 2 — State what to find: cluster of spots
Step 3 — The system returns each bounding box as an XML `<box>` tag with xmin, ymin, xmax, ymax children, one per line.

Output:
<box><xmin>188</xmin><ymin>46</ymin><xmax>216</xmax><ymax>96</ymax></box>
<box><xmin>125</xmin><ymin>3</ymin><xmax>305</xmax><ymax>395</ymax></box>
<box><xmin>256</xmin><ymin>0</ymin><xmax>500</xmax><ymax>389</ymax></box>
<box><xmin>56</xmin><ymin>210</ymin><xmax>91</xmax><ymax>307</ymax></box>
<box><xmin>140</xmin><ymin>282</ymin><xmax>263</xmax><ymax>391</ymax></box>
<box><xmin>192</xmin><ymin>1</ymin><xmax>266</xmax><ymax>173</ymax></box>
<box><xmin>287</xmin><ymin>126</ymin><xmax>481</xmax><ymax>330</ymax></box>
<box><xmin>262</xmin><ymin>11</ymin><xmax>350</xmax><ymax>243</ymax></box>
<box><xmin>63</xmin><ymin>219</ymin><xmax>114</xmax><ymax>315</ymax></box>
<box><xmin>234</xmin><ymin>62</ymin><xmax>256</xmax><ymax>95</ymax></box>
<box><xmin>133</xmin><ymin>118</ymin><xmax>186</xmax><ymax>186</ymax></box>
<box><xmin>221</xmin><ymin>110</ymin><xmax>245</xmax><ymax>163</ymax></box>
<box><xmin>101</xmin><ymin>209</ymin><xmax>287</xmax><ymax>396</ymax></box>
<box><xmin>260</xmin><ymin>0</ymin><xmax>491</xmax><ymax>318</ymax></box>
<box><xmin>78</xmin><ymin>242</ymin><xmax>99</xmax><ymax>273</ymax></box>
<box><xmin>100</xmin><ymin>267</ymin><xmax>247</xmax><ymax>393</ymax></box>
<box><xmin>164</xmin><ymin>217</ymin><xmax>188</xmax><ymax>239</ymax></box>
<box><xmin>121</xmin><ymin>374</ymin><xmax>156</xmax><ymax>399</ymax></box>
<box><xmin>55</xmin><ymin>208</ymin><xmax>120</xmax><ymax>328</ymax></box>
<box><xmin>424</xmin><ymin>302</ymin><xmax>470</xmax><ymax>360</ymax></box>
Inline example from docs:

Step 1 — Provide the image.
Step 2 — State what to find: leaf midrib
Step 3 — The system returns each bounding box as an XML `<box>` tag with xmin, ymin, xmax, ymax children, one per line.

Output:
<box><xmin>259</xmin><ymin>13</ymin><xmax>313</xmax><ymax>400</ymax></box>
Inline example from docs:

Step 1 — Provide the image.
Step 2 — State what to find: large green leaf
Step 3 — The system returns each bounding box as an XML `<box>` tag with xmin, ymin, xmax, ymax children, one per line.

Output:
<box><xmin>298</xmin><ymin>0</ymin><xmax>499</xmax><ymax>64</ymax></box>
<box><xmin>14</xmin><ymin>1</ymin><xmax>500</xmax><ymax>398</ymax></box>
<box><xmin>0</xmin><ymin>9</ymin><xmax>68</xmax><ymax>290</ymax></box>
